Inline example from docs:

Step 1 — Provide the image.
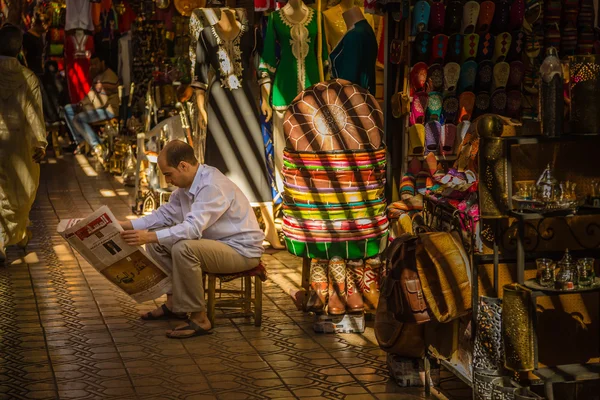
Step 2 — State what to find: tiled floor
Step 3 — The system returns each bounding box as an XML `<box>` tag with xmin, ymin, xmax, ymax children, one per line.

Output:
<box><xmin>0</xmin><ymin>153</ymin><xmax>470</xmax><ymax>399</ymax></box>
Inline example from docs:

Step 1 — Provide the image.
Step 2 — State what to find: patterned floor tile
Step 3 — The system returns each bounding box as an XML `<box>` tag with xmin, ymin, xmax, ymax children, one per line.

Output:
<box><xmin>0</xmin><ymin>155</ymin><xmax>472</xmax><ymax>399</ymax></box>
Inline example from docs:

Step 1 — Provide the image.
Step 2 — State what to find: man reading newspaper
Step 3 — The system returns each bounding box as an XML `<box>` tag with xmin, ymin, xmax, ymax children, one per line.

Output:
<box><xmin>119</xmin><ymin>140</ymin><xmax>265</xmax><ymax>339</ymax></box>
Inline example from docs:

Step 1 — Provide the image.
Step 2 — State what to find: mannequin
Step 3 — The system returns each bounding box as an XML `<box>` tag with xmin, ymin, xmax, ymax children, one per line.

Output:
<box><xmin>323</xmin><ymin>0</ymin><xmax>377</xmax><ymax>52</ymax></box>
<box><xmin>329</xmin><ymin>6</ymin><xmax>377</xmax><ymax>94</ymax></box>
<box><xmin>259</xmin><ymin>0</ymin><xmax>328</xmax><ymax>195</ymax></box>
<box><xmin>192</xmin><ymin>8</ymin><xmax>284</xmax><ymax>249</ymax></box>
<box><xmin>64</xmin><ymin>29</ymin><xmax>94</xmax><ymax>103</ymax></box>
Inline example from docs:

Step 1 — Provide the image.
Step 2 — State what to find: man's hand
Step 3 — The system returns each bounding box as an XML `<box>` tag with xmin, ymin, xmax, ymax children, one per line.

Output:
<box><xmin>33</xmin><ymin>147</ymin><xmax>46</xmax><ymax>163</ymax></box>
<box><xmin>120</xmin><ymin>230</ymin><xmax>158</xmax><ymax>246</ymax></box>
<box><xmin>119</xmin><ymin>220</ymin><xmax>134</xmax><ymax>230</ymax></box>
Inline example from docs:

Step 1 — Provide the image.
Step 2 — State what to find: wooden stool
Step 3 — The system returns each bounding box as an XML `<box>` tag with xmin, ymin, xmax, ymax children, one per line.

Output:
<box><xmin>205</xmin><ymin>262</ymin><xmax>267</xmax><ymax>327</ymax></box>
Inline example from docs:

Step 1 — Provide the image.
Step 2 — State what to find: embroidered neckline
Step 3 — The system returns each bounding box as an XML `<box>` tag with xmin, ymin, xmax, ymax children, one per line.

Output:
<box><xmin>210</xmin><ymin>22</ymin><xmax>247</xmax><ymax>90</ymax></box>
<box><xmin>280</xmin><ymin>4</ymin><xmax>314</xmax><ymax>28</ymax></box>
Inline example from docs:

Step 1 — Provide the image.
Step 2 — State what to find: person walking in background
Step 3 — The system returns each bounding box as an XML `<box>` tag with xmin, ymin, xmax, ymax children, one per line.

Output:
<box><xmin>62</xmin><ymin>65</ymin><xmax>119</xmax><ymax>161</ymax></box>
<box><xmin>0</xmin><ymin>24</ymin><xmax>47</xmax><ymax>264</ymax></box>
<box><xmin>22</xmin><ymin>8</ymin><xmax>50</xmax><ymax>76</ymax></box>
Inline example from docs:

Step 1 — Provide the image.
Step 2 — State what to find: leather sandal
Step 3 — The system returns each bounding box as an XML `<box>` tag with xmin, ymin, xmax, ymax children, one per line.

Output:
<box><xmin>166</xmin><ymin>319</ymin><xmax>213</xmax><ymax>339</ymax></box>
<box><xmin>141</xmin><ymin>304</ymin><xmax>188</xmax><ymax>320</ymax></box>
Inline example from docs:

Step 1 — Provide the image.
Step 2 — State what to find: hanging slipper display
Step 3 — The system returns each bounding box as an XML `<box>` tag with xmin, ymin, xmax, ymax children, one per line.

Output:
<box><xmin>442</xmin><ymin>94</ymin><xmax>460</xmax><ymax>124</ymax></box>
<box><xmin>444</xmin><ymin>62</ymin><xmax>461</xmax><ymax>92</ymax></box>
<box><xmin>475</xmin><ymin>60</ymin><xmax>494</xmax><ymax>93</ymax></box>
<box><xmin>412</xmin><ymin>0</ymin><xmax>431</xmax><ymax>36</ymax></box>
<box><xmin>445</xmin><ymin>1</ymin><xmax>464</xmax><ymax>35</ymax></box>
<box><xmin>426</xmin><ymin>91</ymin><xmax>443</xmax><ymax>122</ymax></box>
<box><xmin>446</xmin><ymin>33</ymin><xmax>463</xmax><ymax>63</ymax></box>
<box><xmin>477</xmin><ymin>1</ymin><xmax>495</xmax><ymax>34</ymax></box>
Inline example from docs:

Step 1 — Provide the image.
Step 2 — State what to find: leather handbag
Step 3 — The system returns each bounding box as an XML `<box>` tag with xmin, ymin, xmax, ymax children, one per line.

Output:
<box><xmin>415</xmin><ymin>232</ymin><xmax>471</xmax><ymax>323</ymax></box>
<box><xmin>386</xmin><ymin>234</ymin><xmax>431</xmax><ymax>324</ymax></box>
<box><xmin>374</xmin><ymin>234</ymin><xmax>426</xmax><ymax>358</ymax></box>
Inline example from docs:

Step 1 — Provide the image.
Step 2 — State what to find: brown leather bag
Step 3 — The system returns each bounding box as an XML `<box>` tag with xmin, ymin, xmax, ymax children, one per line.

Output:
<box><xmin>386</xmin><ymin>234</ymin><xmax>431</xmax><ymax>324</ymax></box>
<box><xmin>374</xmin><ymin>234</ymin><xmax>427</xmax><ymax>358</ymax></box>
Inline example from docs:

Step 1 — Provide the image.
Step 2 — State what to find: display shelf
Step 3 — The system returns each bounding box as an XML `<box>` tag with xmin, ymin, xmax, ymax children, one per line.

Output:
<box><xmin>523</xmin><ymin>278</ymin><xmax>600</xmax><ymax>295</ymax></box>
<box><xmin>509</xmin><ymin>207</ymin><xmax>600</xmax><ymax>220</ymax></box>
<box><xmin>532</xmin><ymin>363</ymin><xmax>600</xmax><ymax>384</ymax></box>
<box><xmin>504</xmin><ymin>134</ymin><xmax>600</xmax><ymax>145</ymax></box>
<box><xmin>407</xmin><ymin>154</ymin><xmax>458</xmax><ymax>161</ymax></box>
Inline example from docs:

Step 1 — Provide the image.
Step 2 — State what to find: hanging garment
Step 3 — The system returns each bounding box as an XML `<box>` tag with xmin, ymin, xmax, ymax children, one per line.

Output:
<box><xmin>0</xmin><ymin>57</ymin><xmax>47</xmax><ymax>248</ymax></box>
<box><xmin>259</xmin><ymin>4</ymin><xmax>329</xmax><ymax>111</ymax></box>
<box><xmin>64</xmin><ymin>31</ymin><xmax>94</xmax><ymax>103</ymax></box>
<box><xmin>323</xmin><ymin>5</ymin><xmax>377</xmax><ymax>52</ymax></box>
<box><xmin>65</xmin><ymin>0</ymin><xmax>95</xmax><ymax>32</ymax></box>
<box><xmin>22</xmin><ymin>31</ymin><xmax>46</xmax><ymax>75</ymax></box>
<box><xmin>192</xmin><ymin>12</ymin><xmax>272</xmax><ymax>203</ymax></box>
<box><xmin>330</xmin><ymin>19</ymin><xmax>378</xmax><ymax>94</ymax></box>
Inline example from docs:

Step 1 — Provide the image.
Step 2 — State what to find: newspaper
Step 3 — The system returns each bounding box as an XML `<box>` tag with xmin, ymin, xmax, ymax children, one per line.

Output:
<box><xmin>57</xmin><ymin>206</ymin><xmax>171</xmax><ymax>303</ymax></box>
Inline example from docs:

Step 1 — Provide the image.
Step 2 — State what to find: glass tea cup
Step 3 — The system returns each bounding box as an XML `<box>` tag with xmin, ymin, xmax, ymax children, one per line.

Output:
<box><xmin>536</xmin><ymin>258</ymin><xmax>556</xmax><ymax>287</ymax></box>
<box><xmin>577</xmin><ymin>258</ymin><xmax>595</xmax><ymax>287</ymax></box>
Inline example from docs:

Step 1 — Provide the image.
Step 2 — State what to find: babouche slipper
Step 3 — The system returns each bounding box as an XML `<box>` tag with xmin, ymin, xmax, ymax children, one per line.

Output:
<box><xmin>166</xmin><ymin>319</ymin><xmax>214</xmax><ymax>339</ymax></box>
<box><xmin>141</xmin><ymin>304</ymin><xmax>188</xmax><ymax>321</ymax></box>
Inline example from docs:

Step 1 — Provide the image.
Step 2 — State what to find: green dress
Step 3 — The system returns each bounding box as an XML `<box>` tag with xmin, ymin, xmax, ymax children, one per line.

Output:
<box><xmin>260</xmin><ymin>6</ymin><xmax>329</xmax><ymax>110</ymax></box>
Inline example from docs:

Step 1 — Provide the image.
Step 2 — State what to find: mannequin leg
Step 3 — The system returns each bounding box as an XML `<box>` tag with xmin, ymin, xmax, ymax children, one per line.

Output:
<box><xmin>272</xmin><ymin>110</ymin><xmax>286</xmax><ymax>195</ymax></box>
<box><xmin>259</xmin><ymin>202</ymin><xmax>285</xmax><ymax>250</ymax></box>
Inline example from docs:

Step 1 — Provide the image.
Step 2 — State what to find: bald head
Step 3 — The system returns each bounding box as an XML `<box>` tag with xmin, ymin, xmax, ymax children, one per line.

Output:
<box><xmin>160</xmin><ymin>140</ymin><xmax>198</xmax><ymax>168</ymax></box>
<box><xmin>157</xmin><ymin>141</ymin><xmax>199</xmax><ymax>189</ymax></box>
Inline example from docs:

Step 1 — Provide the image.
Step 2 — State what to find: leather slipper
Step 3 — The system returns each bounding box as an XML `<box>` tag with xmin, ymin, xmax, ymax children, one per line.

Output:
<box><xmin>166</xmin><ymin>319</ymin><xmax>214</xmax><ymax>339</ymax></box>
<box><xmin>142</xmin><ymin>304</ymin><xmax>188</xmax><ymax>321</ymax></box>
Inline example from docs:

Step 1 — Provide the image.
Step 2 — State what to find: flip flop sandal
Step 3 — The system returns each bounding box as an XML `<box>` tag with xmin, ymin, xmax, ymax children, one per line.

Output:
<box><xmin>474</xmin><ymin>91</ymin><xmax>491</xmax><ymax>117</ymax></box>
<box><xmin>477</xmin><ymin>32</ymin><xmax>495</xmax><ymax>62</ymax></box>
<box><xmin>427</xmin><ymin>64</ymin><xmax>444</xmax><ymax>92</ymax></box>
<box><xmin>507</xmin><ymin>60</ymin><xmax>525</xmax><ymax>89</ymax></box>
<box><xmin>490</xmin><ymin>88</ymin><xmax>508</xmax><ymax>115</ymax></box>
<box><xmin>445</xmin><ymin>1</ymin><xmax>464</xmax><ymax>35</ymax></box>
<box><xmin>440</xmin><ymin>123</ymin><xmax>457</xmax><ymax>155</ymax></box>
<box><xmin>477</xmin><ymin>1</ymin><xmax>495</xmax><ymax>34</ymax></box>
<box><xmin>430</xmin><ymin>1</ymin><xmax>446</xmax><ymax>35</ymax></box>
<box><xmin>426</xmin><ymin>91</ymin><xmax>443</xmax><ymax>121</ymax></box>
<box><xmin>493</xmin><ymin>62</ymin><xmax>510</xmax><ymax>90</ymax></box>
<box><xmin>492</xmin><ymin>0</ymin><xmax>512</xmax><ymax>35</ymax></box>
<box><xmin>410</xmin><ymin>92</ymin><xmax>429</xmax><ymax>125</ymax></box>
<box><xmin>475</xmin><ymin>60</ymin><xmax>494</xmax><ymax>93</ymax></box>
<box><xmin>409</xmin><ymin>124</ymin><xmax>426</xmax><ymax>155</ymax></box>
<box><xmin>430</xmin><ymin>34</ymin><xmax>448</xmax><ymax>64</ymax></box>
<box><xmin>493</xmin><ymin>32</ymin><xmax>512</xmax><ymax>63</ymax></box>
<box><xmin>510</xmin><ymin>0</ymin><xmax>525</xmax><ymax>31</ymax></box>
<box><xmin>458</xmin><ymin>60</ymin><xmax>477</xmax><ymax>93</ymax></box>
<box><xmin>410</xmin><ymin>62</ymin><xmax>429</xmax><ymax>93</ymax></box>
<box><xmin>444</xmin><ymin>62</ymin><xmax>461</xmax><ymax>92</ymax></box>
<box><xmin>544</xmin><ymin>23</ymin><xmax>561</xmax><ymax>51</ymax></box>
<box><xmin>462</xmin><ymin>33</ymin><xmax>479</xmax><ymax>62</ymax></box>
<box><xmin>458</xmin><ymin>91</ymin><xmax>476</xmax><ymax>122</ymax></box>
<box><xmin>412</xmin><ymin>0</ymin><xmax>431</xmax><ymax>36</ymax></box>
<box><xmin>166</xmin><ymin>319</ymin><xmax>214</xmax><ymax>339</ymax></box>
<box><xmin>142</xmin><ymin>304</ymin><xmax>188</xmax><ymax>320</ymax></box>
<box><xmin>544</xmin><ymin>0</ymin><xmax>562</xmax><ymax>26</ymax></box>
<box><xmin>462</xmin><ymin>1</ymin><xmax>480</xmax><ymax>34</ymax></box>
<box><xmin>506</xmin><ymin>90</ymin><xmax>523</xmax><ymax>119</ymax></box>
<box><xmin>442</xmin><ymin>94</ymin><xmax>460</xmax><ymax>124</ymax></box>
<box><xmin>413</xmin><ymin>31</ymin><xmax>433</xmax><ymax>65</ymax></box>
<box><xmin>446</xmin><ymin>33</ymin><xmax>463</xmax><ymax>64</ymax></box>
<box><xmin>424</xmin><ymin>121</ymin><xmax>442</xmax><ymax>154</ymax></box>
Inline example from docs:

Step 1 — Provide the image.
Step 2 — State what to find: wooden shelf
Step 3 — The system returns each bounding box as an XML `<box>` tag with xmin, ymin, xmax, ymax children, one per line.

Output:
<box><xmin>532</xmin><ymin>363</ymin><xmax>600</xmax><ymax>384</ymax></box>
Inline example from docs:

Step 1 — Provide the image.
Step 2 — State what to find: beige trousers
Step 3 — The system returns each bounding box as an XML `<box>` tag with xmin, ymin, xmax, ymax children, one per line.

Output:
<box><xmin>146</xmin><ymin>240</ymin><xmax>261</xmax><ymax>313</ymax></box>
<box><xmin>272</xmin><ymin>109</ymin><xmax>287</xmax><ymax>195</ymax></box>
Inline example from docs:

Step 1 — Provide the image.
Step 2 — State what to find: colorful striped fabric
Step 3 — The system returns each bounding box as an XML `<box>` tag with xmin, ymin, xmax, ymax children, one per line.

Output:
<box><xmin>284</xmin><ymin>233</ymin><xmax>389</xmax><ymax>259</ymax></box>
<box><xmin>283</xmin><ymin>215</ymin><xmax>389</xmax><ymax>231</ymax></box>
<box><xmin>282</xmin><ymin>186</ymin><xmax>385</xmax><ymax>205</ymax></box>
